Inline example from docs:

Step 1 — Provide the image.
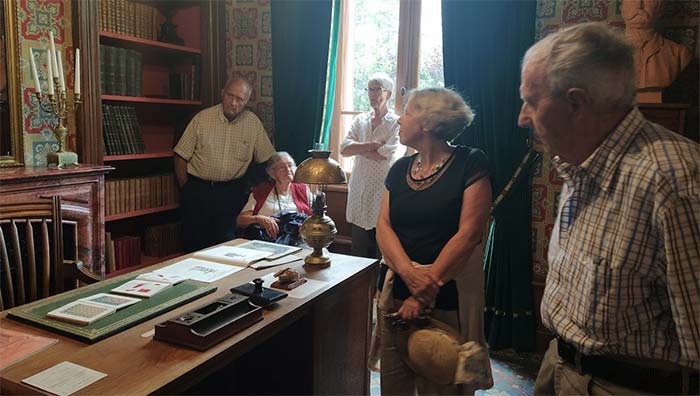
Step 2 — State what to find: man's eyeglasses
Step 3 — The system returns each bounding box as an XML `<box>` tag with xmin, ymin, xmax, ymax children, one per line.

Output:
<box><xmin>365</xmin><ymin>87</ymin><xmax>386</xmax><ymax>94</ymax></box>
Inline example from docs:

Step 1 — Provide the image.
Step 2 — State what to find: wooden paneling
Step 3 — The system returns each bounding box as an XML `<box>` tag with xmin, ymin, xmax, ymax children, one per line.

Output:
<box><xmin>0</xmin><ymin>166</ymin><xmax>112</xmax><ymax>275</ymax></box>
<box><xmin>72</xmin><ymin>0</ymin><xmax>104</xmax><ymax>165</ymax></box>
<box><xmin>325</xmin><ymin>186</ymin><xmax>352</xmax><ymax>255</ymax></box>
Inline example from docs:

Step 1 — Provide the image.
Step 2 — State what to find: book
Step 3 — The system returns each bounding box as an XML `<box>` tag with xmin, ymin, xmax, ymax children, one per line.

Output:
<box><xmin>154</xmin><ymin>257</ymin><xmax>244</xmax><ymax>283</ymax></box>
<box><xmin>110</xmin><ymin>279</ymin><xmax>172</xmax><ymax>298</ymax></box>
<box><xmin>47</xmin><ymin>301</ymin><xmax>116</xmax><ymax>326</ymax></box>
<box><xmin>78</xmin><ymin>293</ymin><xmax>141</xmax><ymax>310</ymax></box>
<box><xmin>236</xmin><ymin>240</ymin><xmax>302</xmax><ymax>260</ymax></box>
<box><xmin>0</xmin><ymin>328</ymin><xmax>58</xmax><ymax>370</ymax></box>
<box><xmin>110</xmin><ymin>272</ymin><xmax>185</xmax><ymax>298</ymax></box>
<box><xmin>194</xmin><ymin>245</ymin><xmax>273</xmax><ymax>267</ymax></box>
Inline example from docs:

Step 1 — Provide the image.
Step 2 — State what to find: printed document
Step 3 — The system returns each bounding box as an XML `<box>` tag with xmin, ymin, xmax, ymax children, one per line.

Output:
<box><xmin>22</xmin><ymin>361</ymin><xmax>107</xmax><ymax>396</ymax></box>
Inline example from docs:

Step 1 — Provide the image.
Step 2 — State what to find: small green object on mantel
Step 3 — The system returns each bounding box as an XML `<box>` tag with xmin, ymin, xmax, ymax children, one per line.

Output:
<box><xmin>46</xmin><ymin>150</ymin><xmax>78</xmax><ymax>169</ymax></box>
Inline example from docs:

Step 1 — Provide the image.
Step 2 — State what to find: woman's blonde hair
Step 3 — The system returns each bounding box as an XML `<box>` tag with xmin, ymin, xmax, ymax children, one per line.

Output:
<box><xmin>405</xmin><ymin>87</ymin><xmax>475</xmax><ymax>141</ymax></box>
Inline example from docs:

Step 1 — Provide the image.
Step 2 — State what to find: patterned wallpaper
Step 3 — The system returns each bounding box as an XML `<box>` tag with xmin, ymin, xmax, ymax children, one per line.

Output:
<box><xmin>531</xmin><ymin>0</ymin><xmax>699</xmax><ymax>283</ymax></box>
<box><xmin>16</xmin><ymin>0</ymin><xmax>76</xmax><ymax>166</ymax></box>
<box><xmin>225</xmin><ymin>0</ymin><xmax>275</xmax><ymax>140</ymax></box>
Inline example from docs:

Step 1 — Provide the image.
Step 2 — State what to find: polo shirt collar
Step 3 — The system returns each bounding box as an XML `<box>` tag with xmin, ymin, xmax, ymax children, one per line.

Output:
<box><xmin>218</xmin><ymin>105</ymin><xmax>246</xmax><ymax>124</ymax></box>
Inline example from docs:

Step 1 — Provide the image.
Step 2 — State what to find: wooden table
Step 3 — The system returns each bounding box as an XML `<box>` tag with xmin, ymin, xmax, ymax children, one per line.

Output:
<box><xmin>0</xmin><ymin>240</ymin><xmax>378</xmax><ymax>395</ymax></box>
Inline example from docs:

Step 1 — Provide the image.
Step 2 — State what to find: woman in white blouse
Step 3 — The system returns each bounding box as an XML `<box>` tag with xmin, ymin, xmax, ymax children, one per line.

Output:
<box><xmin>236</xmin><ymin>152</ymin><xmax>312</xmax><ymax>238</ymax></box>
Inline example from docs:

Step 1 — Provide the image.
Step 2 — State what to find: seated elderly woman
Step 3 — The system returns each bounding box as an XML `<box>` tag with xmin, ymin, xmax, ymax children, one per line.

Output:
<box><xmin>375</xmin><ymin>87</ymin><xmax>493</xmax><ymax>395</ymax></box>
<box><xmin>236</xmin><ymin>152</ymin><xmax>313</xmax><ymax>244</ymax></box>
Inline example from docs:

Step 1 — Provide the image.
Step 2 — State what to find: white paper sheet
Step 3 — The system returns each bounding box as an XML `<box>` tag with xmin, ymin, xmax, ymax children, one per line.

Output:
<box><xmin>260</xmin><ymin>273</ymin><xmax>328</xmax><ymax>299</ymax></box>
<box><xmin>154</xmin><ymin>258</ymin><xmax>243</xmax><ymax>283</ymax></box>
<box><xmin>22</xmin><ymin>361</ymin><xmax>107</xmax><ymax>396</ymax></box>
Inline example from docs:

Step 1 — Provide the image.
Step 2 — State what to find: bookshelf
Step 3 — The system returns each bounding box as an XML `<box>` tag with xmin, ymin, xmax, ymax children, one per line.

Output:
<box><xmin>69</xmin><ymin>0</ymin><xmax>226</xmax><ymax>273</ymax></box>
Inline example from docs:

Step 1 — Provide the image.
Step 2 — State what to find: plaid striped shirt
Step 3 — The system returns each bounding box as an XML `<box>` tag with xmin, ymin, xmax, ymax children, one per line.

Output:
<box><xmin>543</xmin><ymin>107</ymin><xmax>700</xmax><ymax>368</ymax></box>
<box><xmin>174</xmin><ymin>105</ymin><xmax>275</xmax><ymax>181</ymax></box>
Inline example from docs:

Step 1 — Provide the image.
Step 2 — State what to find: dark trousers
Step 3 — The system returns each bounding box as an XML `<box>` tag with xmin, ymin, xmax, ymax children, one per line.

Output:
<box><xmin>351</xmin><ymin>224</ymin><xmax>382</xmax><ymax>259</ymax></box>
<box><xmin>180</xmin><ymin>175</ymin><xmax>247</xmax><ymax>253</ymax></box>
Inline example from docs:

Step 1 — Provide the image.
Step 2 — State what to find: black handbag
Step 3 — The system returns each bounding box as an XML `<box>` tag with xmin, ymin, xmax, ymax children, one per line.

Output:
<box><xmin>242</xmin><ymin>211</ymin><xmax>308</xmax><ymax>246</ymax></box>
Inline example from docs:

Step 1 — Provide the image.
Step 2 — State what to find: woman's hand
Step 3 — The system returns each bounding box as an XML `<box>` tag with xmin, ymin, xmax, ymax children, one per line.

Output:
<box><xmin>397</xmin><ymin>296</ymin><xmax>425</xmax><ymax>321</ymax></box>
<box><xmin>402</xmin><ymin>266</ymin><xmax>441</xmax><ymax>305</ymax></box>
<box><xmin>256</xmin><ymin>215</ymin><xmax>279</xmax><ymax>238</ymax></box>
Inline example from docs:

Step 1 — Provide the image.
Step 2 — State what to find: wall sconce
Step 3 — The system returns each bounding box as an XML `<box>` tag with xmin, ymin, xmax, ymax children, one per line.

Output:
<box><xmin>292</xmin><ymin>150</ymin><xmax>347</xmax><ymax>268</ymax></box>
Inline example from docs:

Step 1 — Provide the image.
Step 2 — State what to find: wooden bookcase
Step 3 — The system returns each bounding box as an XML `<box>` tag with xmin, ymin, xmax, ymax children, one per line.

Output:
<box><xmin>72</xmin><ymin>0</ymin><xmax>227</xmax><ymax>273</ymax></box>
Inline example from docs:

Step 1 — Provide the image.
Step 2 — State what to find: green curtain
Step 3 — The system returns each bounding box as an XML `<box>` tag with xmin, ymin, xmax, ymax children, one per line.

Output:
<box><xmin>271</xmin><ymin>0</ymin><xmax>333</xmax><ymax>162</ymax></box>
<box><xmin>442</xmin><ymin>0</ymin><xmax>536</xmax><ymax>350</ymax></box>
<box><xmin>319</xmin><ymin>0</ymin><xmax>341</xmax><ymax>149</ymax></box>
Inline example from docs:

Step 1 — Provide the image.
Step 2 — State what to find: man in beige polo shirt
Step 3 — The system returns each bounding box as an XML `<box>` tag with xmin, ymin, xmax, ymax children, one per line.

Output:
<box><xmin>174</xmin><ymin>78</ymin><xmax>275</xmax><ymax>252</ymax></box>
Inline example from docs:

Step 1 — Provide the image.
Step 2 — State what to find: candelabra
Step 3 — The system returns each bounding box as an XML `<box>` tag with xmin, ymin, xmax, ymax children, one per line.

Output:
<box><xmin>35</xmin><ymin>78</ymin><xmax>81</xmax><ymax>168</ymax></box>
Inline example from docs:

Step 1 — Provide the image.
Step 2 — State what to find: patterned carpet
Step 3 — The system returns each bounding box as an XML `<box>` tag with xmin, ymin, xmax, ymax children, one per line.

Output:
<box><xmin>370</xmin><ymin>349</ymin><xmax>542</xmax><ymax>396</ymax></box>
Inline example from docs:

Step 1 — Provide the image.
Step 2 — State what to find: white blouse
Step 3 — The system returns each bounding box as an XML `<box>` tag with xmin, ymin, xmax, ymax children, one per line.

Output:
<box><xmin>241</xmin><ymin>186</ymin><xmax>313</xmax><ymax>217</ymax></box>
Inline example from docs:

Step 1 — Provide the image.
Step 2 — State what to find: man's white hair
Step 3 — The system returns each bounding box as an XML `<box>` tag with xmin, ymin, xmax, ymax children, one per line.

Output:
<box><xmin>368</xmin><ymin>72</ymin><xmax>394</xmax><ymax>92</ymax></box>
<box><xmin>522</xmin><ymin>22</ymin><xmax>636</xmax><ymax>112</ymax></box>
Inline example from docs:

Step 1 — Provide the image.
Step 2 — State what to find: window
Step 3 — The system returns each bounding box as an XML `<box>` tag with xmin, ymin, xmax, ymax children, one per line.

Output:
<box><xmin>329</xmin><ymin>0</ymin><xmax>444</xmax><ymax>171</ymax></box>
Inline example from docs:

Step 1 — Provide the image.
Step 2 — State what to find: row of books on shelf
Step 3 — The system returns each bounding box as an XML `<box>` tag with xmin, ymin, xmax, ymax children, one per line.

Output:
<box><xmin>100</xmin><ymin>45</ymin><xmax>143</xmax><ymax>97</ymax></box>
<box><xmin>106</xmin><ymin>174</ymin><xmax>178</xmax><ymax>216</ymax></box>
<box><xmin>107</xmin><ymin>234</ymin><xmax>141</xmax><ymax>271</ymax></box>
<box><xmin>169</xmin><ymin>68</ymin><xmax>200</xmax><ymax>101</ymax></box>
<box><xmin>144</xmin><ymin>222</ymin><xmax>181</xmax><ymax>259</ymax></box>
<box><xmin>102</xmin><ymin>104</ymin><xmax>144</xmax><ymax>156</ymax></box>
<box><xmin>106</xmin><ymin>223</ymin><xmax>181</xmax><ymax>272</ymax></box>
<box><xmin>99</xmin><ymin>0</ymin><xmax>162</xmax><ymax>41</ymax></box>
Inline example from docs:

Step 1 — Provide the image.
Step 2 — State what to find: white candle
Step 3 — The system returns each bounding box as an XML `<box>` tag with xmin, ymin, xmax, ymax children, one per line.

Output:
<box><xmin>57</xmin><ymin>51</ymin><xmax>65</xmax><ymax>92</ymax></box>
<box><xmin>74</xmin><ymin>49</ymin><xmax>80</xmax><ymax>94</ymax></box>
<box><xmin>47</xmin><ymin>51</ymin><xmax>54</xmax><ymax>95</ymax></box>
<box><xmin>48</xmin><ymin>31</ymin><xmax>59</xmax><ymax>77</ymax></box>
<box><xmin>29</xmin><ymin>48</ymin><xmax>42</xmax><ymax>94</ymax></box>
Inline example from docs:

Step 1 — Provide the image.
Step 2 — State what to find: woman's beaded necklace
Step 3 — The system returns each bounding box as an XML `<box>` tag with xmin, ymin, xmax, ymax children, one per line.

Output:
<box><xmin>409</xmin><ymin>149</ymin><xmax>455</xmax><ymax>187</ymax></box>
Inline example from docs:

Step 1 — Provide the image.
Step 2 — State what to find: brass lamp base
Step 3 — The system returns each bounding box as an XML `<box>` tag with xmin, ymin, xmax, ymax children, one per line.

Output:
<box><xmin>299</xmin><ymin>209</ymin><xmax>337</xmax><ymax>269</ymax></box>
<box><xmin>47</xmin><ymin>150</ymin><xmax>78</xmax><ymax>168</ymax></box>
<box><xmin>303</xmin><ymin>247</ymin><xmax>331</xmax><ymax>268</ymax></box>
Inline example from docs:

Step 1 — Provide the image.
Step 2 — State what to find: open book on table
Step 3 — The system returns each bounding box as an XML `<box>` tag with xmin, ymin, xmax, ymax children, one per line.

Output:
<box><xmin>110</xmin><ymin>272</ymin><xmax>186</xmax><ymax>298</ymax></box>
<box><xmin>193</xmin><ymin>245</ymin><xmax>273</xmax><ymax>267</ymax></box>
<box><xmin>235</xmin><ymin>240</ymin><xmax>302</xmax><ymax>260</ymax></box>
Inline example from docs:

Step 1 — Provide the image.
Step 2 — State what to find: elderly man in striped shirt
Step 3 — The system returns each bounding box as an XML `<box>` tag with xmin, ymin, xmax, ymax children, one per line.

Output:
<box><xmin>518</xmin><ymin>22</ymin><xmax>699</xmax><ymax>395</ymax></box>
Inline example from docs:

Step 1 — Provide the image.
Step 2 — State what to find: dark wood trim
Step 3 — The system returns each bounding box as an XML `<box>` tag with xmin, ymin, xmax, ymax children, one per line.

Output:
<box><xmin>201</xmin><ymin>0</ymin><xmax>227</xmax><ymax>107</ymax></box>
<box><xmin>72</xmin><ymin>0</ymin><xmax>103</xmax><ymax>165</ymax></box>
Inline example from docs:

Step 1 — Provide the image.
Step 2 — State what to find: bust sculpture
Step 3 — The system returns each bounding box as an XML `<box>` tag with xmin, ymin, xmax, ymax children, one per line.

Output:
<box><xmin>622</xmin><ymin>0</ymin><xmax>692</xmax><ymax>92</ymax></box>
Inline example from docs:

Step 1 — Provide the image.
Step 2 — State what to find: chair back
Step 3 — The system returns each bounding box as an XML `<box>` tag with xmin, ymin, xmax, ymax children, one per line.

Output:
<box><xmin>0</xmin><ymin>196</ymin><xmax>65</xmax><ymax>310</ymax></box>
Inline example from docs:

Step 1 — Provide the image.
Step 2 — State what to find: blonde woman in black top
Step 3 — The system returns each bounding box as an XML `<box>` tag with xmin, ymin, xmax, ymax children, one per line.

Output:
<box><xmin>376</xmin><ymin>87</ymin><xmax>493</xmax><ymax>395</ymax></box>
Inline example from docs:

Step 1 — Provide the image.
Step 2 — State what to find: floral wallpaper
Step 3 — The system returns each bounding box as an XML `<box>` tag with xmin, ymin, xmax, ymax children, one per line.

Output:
<box><xmin>16</xmin><ymin>0</ymin><xmax>77</xmax><ymax>166</ymax></box>
<box><xmin>225</xmin><ymin>0</ymin><xmax>275</xmax><ymax>140</ymax></box>
<box><xmin>531</xmin><ymin>0</ymin><xmax>699</xmax><ymax>283</ymax></box>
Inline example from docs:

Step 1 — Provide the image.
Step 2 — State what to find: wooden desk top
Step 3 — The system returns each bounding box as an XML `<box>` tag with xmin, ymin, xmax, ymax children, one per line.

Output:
<box><xmin>0</xmin><ymin>240</ymin><xmax>378</xmax><ymax>395</ymax></box>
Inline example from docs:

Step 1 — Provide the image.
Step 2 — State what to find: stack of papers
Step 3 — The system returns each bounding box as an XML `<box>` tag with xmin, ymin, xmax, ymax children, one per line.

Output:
<box><xmin>47</xmin><ymin>293</ymin><xmax>142</xmax><ymax>326</ymax></box>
